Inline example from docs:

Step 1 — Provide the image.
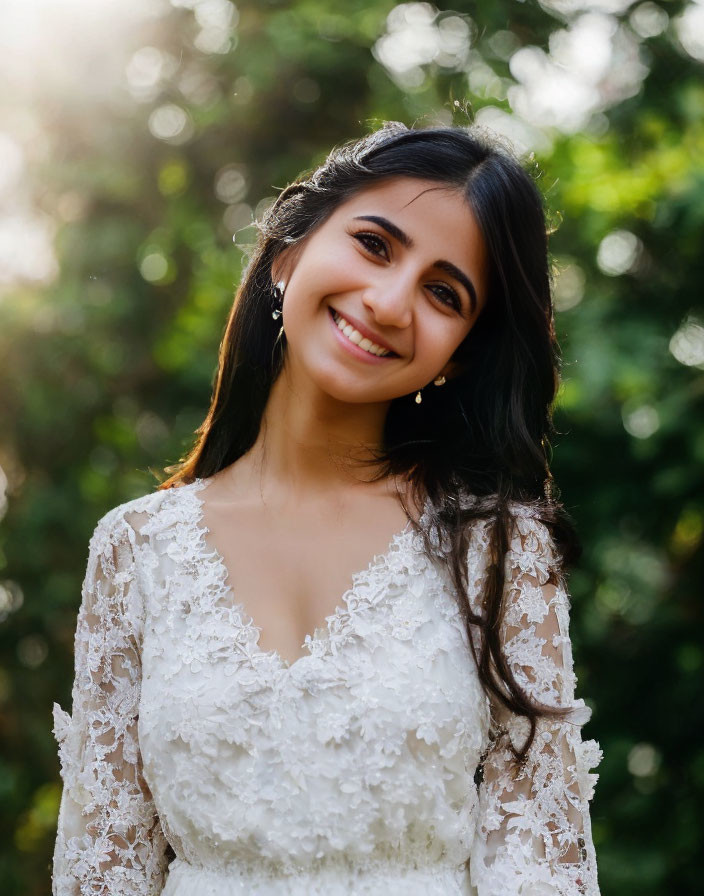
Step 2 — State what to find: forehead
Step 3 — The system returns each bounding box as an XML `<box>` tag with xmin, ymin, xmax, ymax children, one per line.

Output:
<box><xmin>337</xmin><ymin>176</ymin><xmax>466</xmax><ymax>217</ymax></box>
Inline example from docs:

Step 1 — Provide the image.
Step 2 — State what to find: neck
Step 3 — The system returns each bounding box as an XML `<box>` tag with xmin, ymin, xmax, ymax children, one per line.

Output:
<box><xmin>244</xmin><ymin>360</ymin><xmax>393</xmax><ymax>500</ymax></box>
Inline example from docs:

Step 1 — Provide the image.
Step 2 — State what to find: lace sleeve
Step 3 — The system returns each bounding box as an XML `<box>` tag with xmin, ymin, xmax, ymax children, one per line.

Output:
<box><xmin>469</xmin><ymin>511</ymin><xmax>602</xmax><ymax>896</ymax></box>
<box><xmin>52</xmin><ymin>508</ymin><xmax>169</xmax><ymax>895</ymax></box>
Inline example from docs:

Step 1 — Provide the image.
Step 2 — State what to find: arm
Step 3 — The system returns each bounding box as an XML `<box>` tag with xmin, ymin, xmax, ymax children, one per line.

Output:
<box><xmin>469</xmin><ymin>511</ymin><xmax>602</xmax><ymax>896</ymax></box>
<box><xmin>52</xmin><ymin>508</ymin><xmax>169</xmax><ymax>895</ymax></box>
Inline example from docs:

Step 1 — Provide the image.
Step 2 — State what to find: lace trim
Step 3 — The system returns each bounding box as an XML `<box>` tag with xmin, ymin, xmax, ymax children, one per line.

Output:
<box><xmin>184</xmin><ymin>478</ymin><xmax>430</xmax><ymax>672</ymax></box>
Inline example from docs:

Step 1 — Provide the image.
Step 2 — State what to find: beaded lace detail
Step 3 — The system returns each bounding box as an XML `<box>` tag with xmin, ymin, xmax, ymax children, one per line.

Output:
<box><xmin>52</xmin><ymin>480</ymin><xmax>601</xmax><ymax>895</ymax></box>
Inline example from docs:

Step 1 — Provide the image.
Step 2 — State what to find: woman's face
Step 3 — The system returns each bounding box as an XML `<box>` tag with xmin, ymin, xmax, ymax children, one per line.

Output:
<box><xmin>277</xmin><ymin>176</ymin><xmax>489</xmax><ymax>406</ymax></box>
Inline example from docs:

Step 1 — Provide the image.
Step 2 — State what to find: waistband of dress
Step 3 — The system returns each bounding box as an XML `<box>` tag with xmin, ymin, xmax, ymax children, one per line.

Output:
<box><xmin>163</xmin><ymin>854</ymin><xmax>469</xmax><ymax>896</ymax></box>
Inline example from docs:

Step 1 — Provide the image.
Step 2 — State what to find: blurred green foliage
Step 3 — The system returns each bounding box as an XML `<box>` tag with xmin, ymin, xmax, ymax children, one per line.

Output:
<box><xmin>0</xmin><ymin>1</ymin><xmax>702</xmax><ymax>893</ymax></box>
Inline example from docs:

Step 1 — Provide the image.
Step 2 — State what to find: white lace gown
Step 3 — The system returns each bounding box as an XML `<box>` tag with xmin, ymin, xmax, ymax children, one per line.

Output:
<box><xmin>51</xmin><ymin>478</ymin><xmax>602</xmax><ymax>895</ymax></box>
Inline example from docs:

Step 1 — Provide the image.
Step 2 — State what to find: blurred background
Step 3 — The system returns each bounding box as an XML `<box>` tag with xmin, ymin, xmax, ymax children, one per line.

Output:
<box><xmin>0</xmin><ymin>0</ymin><xmax>702</xmax><ymax>892</ymax></box>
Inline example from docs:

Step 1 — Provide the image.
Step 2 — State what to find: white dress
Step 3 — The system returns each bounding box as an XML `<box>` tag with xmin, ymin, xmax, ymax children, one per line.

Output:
<box><xmin>51</xmin><ymin>478</ymin><xmax>602</xmax><ymax>896</ymax></box>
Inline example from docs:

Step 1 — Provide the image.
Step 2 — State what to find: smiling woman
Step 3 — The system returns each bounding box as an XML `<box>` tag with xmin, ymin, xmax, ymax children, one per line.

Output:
<box><xmin>274</xmin><ymin>177</ymin><xmax>487</xmax><ymax>408</ymax></box>
<box><xmin>51</xmin><ymin>122</ymin><xmax>602</xmax><ymax>896</ymax></box>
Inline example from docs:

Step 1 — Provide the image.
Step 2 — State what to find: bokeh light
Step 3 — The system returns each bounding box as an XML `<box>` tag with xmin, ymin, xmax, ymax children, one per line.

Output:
<box><xmin>596</xmin><ymin>229</ymin><xmax>642</xmax><ymax>275</ymax></box>
<box><xmin>374</xmin><ymin>3</ymin><xmax>472</xmax><ymax>88</ymax></box>
<box><xmin>675</xmin><ymin>0</ymin><xmax>704</xmax><ymax>62</ymax></box>
<box><xmin>669</xmin><ymin>315</ymin><xmax>704</xmax><ymax>368</ymax></box>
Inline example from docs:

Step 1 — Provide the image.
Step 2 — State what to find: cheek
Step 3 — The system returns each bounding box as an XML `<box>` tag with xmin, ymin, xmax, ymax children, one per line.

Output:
<box><xmin>417</xmin><ymin>315</ymin><xmax>468</xmax><ymax>365</ymax></box>
<box><xmin>292</xmin><ymin>239</ymin><xmax>362</xmax><ymax>296</ymax></box>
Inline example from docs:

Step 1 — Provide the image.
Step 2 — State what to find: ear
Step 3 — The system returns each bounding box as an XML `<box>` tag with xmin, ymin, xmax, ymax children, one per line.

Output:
<box><xmin>437</xmin><ymin>358</ymin><xmax>466</xmax><ymax>381</ymax></box>
<box><xmin>271</xmin><ymin>245</ymin><xmax>300</xmax><ymax>286</ymax></box>
<box><xmin>271</xmin><ymin>259</ymin><xmax>286</xmax><ymax>286</ymax></box>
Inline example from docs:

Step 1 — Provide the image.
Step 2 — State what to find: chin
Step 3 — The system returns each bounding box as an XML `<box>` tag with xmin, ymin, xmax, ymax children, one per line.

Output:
<box><xmin>313</xmin><ymin>376</ymin><xmax>389</xmax><ymax>406</ymax></box>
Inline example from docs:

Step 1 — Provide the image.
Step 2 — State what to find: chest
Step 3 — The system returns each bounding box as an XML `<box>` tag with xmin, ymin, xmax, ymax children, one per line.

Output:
<box><xmin>140</xmin><ymin>513</ymin><xmax>485</xmax><ymax>730</ymax></box>
<box><xmin>198</xmin><ymin>498</ymin><xmax>415</xmax><ymax>665</ymax></box>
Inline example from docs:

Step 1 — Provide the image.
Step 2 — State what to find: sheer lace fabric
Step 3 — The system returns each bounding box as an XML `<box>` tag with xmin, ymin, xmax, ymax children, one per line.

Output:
<box><xmin>52</xmin><ymin>479</ymin><xmax>601</xmax><ymax>895</ymax></box>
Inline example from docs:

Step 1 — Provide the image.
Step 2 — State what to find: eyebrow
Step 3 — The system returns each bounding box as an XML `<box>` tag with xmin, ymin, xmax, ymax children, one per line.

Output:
<box><xmin>353</xmin><ymin>215</ymin><xmax>478</xmax><ymax>313</ymax></box>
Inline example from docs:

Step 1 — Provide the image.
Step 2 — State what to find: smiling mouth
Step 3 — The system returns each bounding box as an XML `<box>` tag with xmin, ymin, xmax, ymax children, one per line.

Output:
<box><xmin>328</xmin><ymin>308</ymin><xmax>398</xmax><ymax>358</ymax></box>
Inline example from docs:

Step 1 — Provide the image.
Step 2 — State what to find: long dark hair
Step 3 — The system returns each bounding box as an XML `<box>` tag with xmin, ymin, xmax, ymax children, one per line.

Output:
<box><xmin>160</xmin><ymin>122</ymin><xmax>581</xmax><ymax>764</ymax></box>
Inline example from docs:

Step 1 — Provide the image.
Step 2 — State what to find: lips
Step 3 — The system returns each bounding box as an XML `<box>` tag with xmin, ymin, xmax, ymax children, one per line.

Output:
<box><xmin>328</xmin><ymin>306</ymin><xmax>399</xmax><ymax>356</ymax></box>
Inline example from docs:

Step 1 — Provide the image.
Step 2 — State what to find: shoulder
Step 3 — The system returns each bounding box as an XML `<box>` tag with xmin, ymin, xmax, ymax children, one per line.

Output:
<box><xmin>88</xmin><ymin>480</ymin><xmax>205</xmax><ymax>555</ymax></box>
<box><xmin>505</xmin><ymin>502</ymin><xmax>558</xmax><ymax>567</ymax></box>
<box><xmin>78</xmin><ymin>482</ymin><xmax>206</xmax><ymax>625</ymax></box>
<box><xmin>459</xmin><ymin>492</ymin><xmax>552</xmax><ymax>544</ymax></box>
<box><xmin>460</xmin><ymin>493</ymin><xmax>561</xmax><ymax>580</ymax></box>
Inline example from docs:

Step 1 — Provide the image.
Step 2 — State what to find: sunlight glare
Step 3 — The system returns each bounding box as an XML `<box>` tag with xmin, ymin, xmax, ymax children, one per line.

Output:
<box><xmin>0</xmin><ymin>0</ymin><xmax>167</xmax><ymax>293</ymax></box>
<box><xmin>0</xmin><ymin>0</ymin><xmax>166</xmax><ymax>96</ymax></box>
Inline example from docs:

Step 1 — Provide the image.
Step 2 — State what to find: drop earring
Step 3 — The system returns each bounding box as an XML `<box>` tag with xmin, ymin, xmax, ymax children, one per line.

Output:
<box><xmin>415</xmin><ymin>390</ymin><xmax>422</xmax><ymax>404</ymax></box>
<box><xmin>271</xmin><ymin>280</ymin><xmax>285</xmax><ymax>320</ymax></box>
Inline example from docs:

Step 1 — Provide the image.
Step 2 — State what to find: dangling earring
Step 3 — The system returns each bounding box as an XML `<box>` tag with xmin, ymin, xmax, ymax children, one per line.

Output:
<box><xmin>271</xmin><ymin>280</ymin><xmax>285</xmax><ymax>320</ymax></box>
<box><xmin>433</xmin><ymin>375</ymin><xmax>446</xmax><ymax>386</ymax></box>
<box><xmin>542</xmin><ymin>437</ymin><xmax>556</xmax><ymax>501</ymax></box>
<box><xmin>543</xmin><ymin>473</ymin><xmax>555</xmax><ymax>501</ymax></box>
<box><xmin>415</xmin><ymin>389</ymin><xmax>423</xmax><ymax>404</ymax></box>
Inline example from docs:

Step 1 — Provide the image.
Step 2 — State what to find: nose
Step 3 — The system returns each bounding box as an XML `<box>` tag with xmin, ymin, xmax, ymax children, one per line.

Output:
<box><xmin>361</xmin><ymin>271</ymin><xmax>414</xmax><ymax>330</ymax></box>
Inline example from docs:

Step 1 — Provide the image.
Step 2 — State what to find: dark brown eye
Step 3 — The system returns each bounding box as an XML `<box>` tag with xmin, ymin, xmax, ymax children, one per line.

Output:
<box><xmin>428</xmin><ymin>283</ymin><xmax>461</xmax><ymax>311</ymax></box>
<box><xmin>353</xmin><ymin>232</ymin><xmax>389</xmax><ymax>260</ymax></box>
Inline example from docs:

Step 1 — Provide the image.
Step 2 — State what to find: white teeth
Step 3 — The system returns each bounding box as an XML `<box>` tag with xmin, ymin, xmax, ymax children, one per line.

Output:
<box><xmin>332</xmin><ymin>311</ymin><xmax>391</xmax><ymax>357</ymax></box>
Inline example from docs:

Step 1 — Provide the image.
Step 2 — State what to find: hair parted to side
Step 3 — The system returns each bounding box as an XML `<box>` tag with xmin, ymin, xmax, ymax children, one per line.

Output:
<box><xmin>159</xmin><ymin>122</ymin><xmax>581</xmax><ymax>765</ymax></box>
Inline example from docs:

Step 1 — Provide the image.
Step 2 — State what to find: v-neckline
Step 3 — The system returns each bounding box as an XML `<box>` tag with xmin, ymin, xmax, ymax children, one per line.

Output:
<box><xmin>187</xmin><ymin>477</ymin><xmax>421</xmax><ymax>673</ymax></box>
